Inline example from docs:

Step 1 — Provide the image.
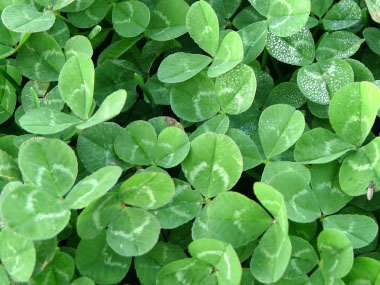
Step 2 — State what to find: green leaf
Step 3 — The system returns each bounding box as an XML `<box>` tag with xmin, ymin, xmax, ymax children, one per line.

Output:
<box><xmin>106</xmin><ymin>207</ymin><xmax>161</xmax><ymax>256</ymax></box>
<box><xmin>71</xmin><ymin>277</ymin><xmax>95</xmax><ymax>285</ymax></box>
<box><xmin>207</xmin><ymin>31</ymin><xmax>244</xmax><ymax>78</ymax></box>
<box><xmin>158</xmin><ymin>52</ymin><xmax>212</xmax><ymax>84</ymax></box>
<box><xmin>145</xmin><ymin>0</ymin><xmax>189</xmax><ymax>41</ymax></box>
<box><xmin>1</xmin><ymin>4</ymin><xmax>55</xmax><ymax>33</ymax></box>
<box><xmin>264</xmin><ymin>82</ymin><xmax>306</xmax><ymax>108</ymax></box>
<box><xmin>329</xmin><ymin>82</ymin><xmax>380</xmax><ymax>146</ymax></box>
<box><xmin>267</xmin><ymin>0</ymin><xmax>311</xmax><ymax>37</ymax></box>
<box><xmin>311</xmin><ymin>162</ymin><xmax>352</xmax><ymax>216</ymax></box>
<box><xmin>61</xmin><ymin>0</ymin><xmax>94</xmax><ymax>12</ymax></box>
<box><xmin>0</xmin><ymin>266</ymin><xmax>9</xmax><ymax>285</ymax></box>
<box><xmin>76</xmin><ymin>89</ymin><xmax>127</xmax><ymax>130</ymax></box>
<box><xmin>365</xmin><ymin>0</ymin><xmax>380</xmax><ymax>23</ymax></box>
<box><xmin>0</xmin><ymin>184</ymin><xmax>70</xmax><ymax>240</ymax></box>
<box><xmin>19</xmin><ymin>138</ymin><xmax>78</xmax><ymax>197</ymax></box>
<box><xmin>317</xmin><ymin>228</ymin><xmax>354</xmax><ymax>278</ymax></box>
<box><xmin>181</xmin><ymin>132</ymin><xmax>243</xmax><ymax>197</ymax></box>
<box><xmin>259</xmin><ymin>104</ymin><xmax>305</xmax><ymax>158</ymax></box>
<box><xmin>248</xmin><ymin>0</ymin><xmax>270</xmax><ymax>16</ymax></box>
<box><xmin>189</xmin><ymin>238</ymin><xmax>242</xmax><ymax>284</ymax></box>
<box><xmin>155</xmin><ymin>126</ymin><xmax>190</xmax><ymax>168</ymax></box>
<box><xmin>77</xmin><ymin>122</ymin><xmax>130</xmax><ymax>172</ymax></box>
<box><xmin>151</xmin><ymin>179</ymin><xmax>203</xmax><ymax>229</ymax></box>
<box><xmin>0</xmin><ymin>227</ymin><xmax>35</xmax><ymax>282</ymax></box>
<box><xmin>226</xmin><ymin>128</ymin><xmax>263</xmax><ymax>170</ymax></box>
<box><xmin>339</xmin><ymin>137</ymin><xmax>380</xmax><ymax>196</ymax></box>
<box><xmin>186</xmin><ymin>0</ymin><xmax>219</xmax><ymax>57</ymax></box>
<box><xmin>19</xmin><ymin>107</ymin><xmax>81</xmax><ymax>135</ymax></box>
<box><xmin>344</xmin><ymin>257</ymin><xmax>380</xmax><ymax>284</ymax></box>
<box><xmin>120</xmin><ymin>171</ymin><xmax>175</xmax><ymax>210</ymax></box>
<box><xmin>170</xmin><ymin>72</ymin><xmax>219</xmax><ymax>122</ymax></box>
<box><xmin>323</xmin><ymin>214</ymin><xmax>378</xmax><ymax>248</ymax></box>
<box><xmin>250</xmin><ymin>224</ymin><xmax>292</xmax><ymax>283</ymax></box>
<box><xmin>215</xmin><ymin>64</ymin><xmax>256</xmax><ymax>115</ymax></box>
<box><xmin>65</xmin><ymin>166</ymin><xmax>122</xmax><ymax>209</ymax></box>
<box><xmin>75</xmin><ymin>230</ymin><xmax>132</xmax><ymax>284</ymax></box>
<box><xmin>266</xmin><ymin>28</ymin><xmax>315</xmax><ymax>66</ymax></box>
<box><xmin>114</xmin><ymin>120</ymin><xmax>157</xmax><ymax>165</ymax></box>
<box><xmin>283</xmin><ymin>236</ymin><xmax>319</xmax><ymax>279</ymax></box>
<box><xmin>253</xmin><ymin>182</ymin><xmax>288</xmax><ymax>232</ymax></box>
<box><xmin>193</xmin><ymin>191</ymin><xmax>272</xmax><ymax>248</ymax></box>
<box><xmin>311</xmin><ymin>0</ymin><xmax>333</xmax><ymax>18</ymax></box>
<box><xmin>0</xmin><ymin>149</ymin><xmax>21</xmax><ymax>188</ymax></box>
<box><xmin>238</xmin><ymin>21</ymin><xmax>268</xmax><ymax>64</ymax></box>
<box><xmin>363</xmin><ymin>28</ymin><xmax>380</xmax><ymax>56</ymax></box>
<box><xmin>33</xmin><ymin>237</ymin><xmax>57</xmax><ymax>275</ymax></box>
<box><xmin>16</xmin><ymin>33</ymin><xmax>65</xmax><ymax>82</ymax></box>
<box><xmin>64</xmin><ymin>35</ymin><xmax>93</xmax><ymax>59</ymax></box>
<box><xmin>112</xmin><ymin>0</ymin><xmax>150</xmax><ymax>38</ymax></box>
<box><xmin>135</xmin><ymin>242</ymin><xmax>186</xmax><ymax>285</ymax></box>
<box><xmin>323</xmin><ymin>0</ymin><xmax>361</xmax><ymax>31</ymax></box>
<box><xmin>297</xmin><ymin>58</ymin><xmax>354</xmax><ymax>105</ymax></box>
<box><xmin>189</xmin><ymin>114</ymin><xmax>229</xmax><ymax>141</ymax></box>
<box><xmin>76</xmin><ymin>192</ymin><xmax>121</xmax><ymax>239</ymax></box>
<box><xmin>67</xmin><ymin>0</ymin><xmax>111</xmax><ymax>28</ymax></box>
<box><xmin>58</xmin><ymin>53</ymin><xmax>95</xmax><ymax>120</ymax></box>
<box><xmin>316</xmin><ymin>31</ymin><xmax>364</xmax><ymax>61</ymax></box>
<box><xmin>345</xmin><ymin>58</ymin><xmax>375</xmax><ymax>82</ymax></box>
<box><xmin>294</xmin><ymin>128</ymin><xmax>356</xmax><ymax>164</ymax></box>
<box><xmin>262</xmin><ymin>162</ymin><xmax>321</xmax><ymax>223</ymax></box>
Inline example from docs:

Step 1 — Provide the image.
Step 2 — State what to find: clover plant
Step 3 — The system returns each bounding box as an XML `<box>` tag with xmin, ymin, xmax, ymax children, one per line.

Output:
<box><xmin>1</xmin><ymin>0</ymin><xmax>380</xmax><ymax>284</ymax></box>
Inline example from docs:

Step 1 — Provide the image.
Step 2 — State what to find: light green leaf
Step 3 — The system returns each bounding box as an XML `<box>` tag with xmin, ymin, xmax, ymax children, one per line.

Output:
<box><xmin>77</xmin><ymin>122</ymin><xmax>130</xmax><ymax>173</ymax></box>
<box><xmin>311</xmin><ymin>0</ymin><xmax>333</xmax><ymax>18</ymax></box>
<box><xmin>238</xmin><ymin>21</ymin><xmax>268</xmax><ymax>64</ymax></box>
<box><xmin>226</xmin><ymin>128</ymin><xmax>263</xmax><ymax>170</ymax></box>
<box><xmin>114</xmin><ymin>120</ymin><xmax>157</xmax><ymax>165</ymax></box>
<box><xmin>339</xmin><ymin>137</ymin><xmax>380</xmax><ymax>196</ymax></box>
<box><xmin>67</xmin><ymin>0</ymin><xmax>110</xmax><ymax>28</ymax></box>
<box><xmin>207</xmin><ymin>31</ymin><xmax>244</xmax><ymax>78</ymax></box>
<box><xmin>0</xmin><ymin>266</ymin><xmax>9</xmax><ymax>285</ymax></box>
<box><xmin>267</xmin><ymin>0</ymin><xmax>311</xmax><ymax>37</ymax></box>
<box><xmin>0</xmin><ymin>184</ymin><xmax>70</xmax><ymax>240</ymax></box>
<box><xmin>19</xmin><ymin>138</ymin><xmax>78</xmax><ymax>197</ymax></box>
<box><xmin>76</xmin><ymin>89</ymin><xmax>127</xmax><ymax>130</ymax></box>
<box><xmin>262</xmin><ymin>162</ymin><xmax>321</xmax><ymax>223</ymax></box>
<box><xmin>316</xmin><ymin>31</ymin><xmax>364</xmax><ymax>61</ymax></box>
<box><xmin>294</xmin><ymin>128</ymin><xmax>356</xmax><ymax>164</ymax></box>
<box><xmin>345</xmin><ymin>58</ymin><xmax>375</xmax><ymax>82</ymax></box>
<box><xmin>181</xmin><ymin>132</ymin><xmax>243</xmax><ymax>197</ymax></box>
<box><xmin>259</xmin><ymin>104</ymin><xmax>305</xmax><ymax>158</ymax></box>
<box><xmin>186</xmin><ymin>0</ymin><xmax>219</xmax><ymax>57</ymax></box>
<box><xmin>19</xmin><ymin>107</ymin><xmax>81</xmax><ymax>135</ymax></box>
<box><xmin>250</xmin><ymin>224</ymin><xmax>292</xmax><ymax>283</ymax></box>
<box><xmin>158</xmin><ymin>52</ymin><xmax>212</xmax><ymax>84</ymax></box>
<box><xmin>151</xmin><ymin>179</ymin><xmax>203</xmax><ymax>229</ymax></box>
<box><xmin>323</xmin><ymin>214</ymin><xmax>378</xmax><ymax>248</ymax></box>
<box><xmin>266</xmin><ymin>28</ymin><xmax>315</xmax><ymax>66</ymax></box>
<box><xmin>65</xmin><ymin>166</ymin><xmax>122</xmax><ymax>209</ymax></box>
<box><xmin>145</xmin><ymin>0</ymin><xmax>189</xmax><ymax>41</ymax></box>
<box><xmin>70</xmin><ymin>277</ymin><xmax>95</xmax><ymax>285</ymax></box>
<box><xmin>297</xmin><ymin>58</ymin><xmax>354</xmax><ymax>105</ymax></box>
<box><xmin>248</xmin><ymin>0</ymin><xmax>270</xmax><ymax>16</ymax></box>
<box><xmin>76</xmin><ymin>230</ymin><xmax>132</xmax><ymax>284</ymax></box>
<box><xmin>194</xmin><ymin>191</ymin><xmax>272</xmax><ymax>248</ymax></box>
<box><xmin>0</xmin><ymin>149</ymin><xmax>21</xmax><ymax>188</ymax></box>
<box><xmin>16</xmin><ymin>33</ymin><xmax>65</xmax><ymax>82</ymax></box>
<box><xmin>53</xmin><ymin>0</ymin><xmax>75</xmax><ymax>10</ymax></box>
<box><xmin>156</xmin><ymin>126</ymin><xmax>190</xmax><ymax>168</ymax></box>
<box><xmin>253</xmin><ymin>182</ymin><xmax>288</xmax><ymax>232</ymax></box>
<box><xmin>0</xmin><ymin>227</ymin><xmax>35</xmax><ymax>282</ymax></box>
<box><xmin>323</xmin><ymin>0</ymin><xmax>361</xmax><ymax>31</ymax></box>
<box><xmin>64</xmin><ymin>35</ymin><xmax>93</xmax><ymax>59</ymax></box>
<box><xmin>112</xmin><ymin>0</ymin><xmax>150</xmax><ymax>38</ymax></box>
<box><xmin>189</xmin><ymin>114</ymin><xmax>229</xmax><ymax>141</ymax></box>
<box><xmin>317</xmin><ymin>228</ymin><xmax>353</xmax><ymax>278</ymax></box>
<box><xmin>61</xmin><ymin>0</ymin><xmax>95</xmax><ymax>12</ymax></box>
<box><xmin>58</xmin><ymin>53</ymin><xmax>95</xmax><ymax>120</ymax></box>
<box><xmin>215</xmin><ymin>64</ymin><xmax>256</xmax><ymax>115</ymax></box>
<box><xmin>76</xmin><ymin>192</ymin><xmax>121</xmax><ymax>239</ymax></box>
<box><xmin>170</xmin><ymin>72</ymin><xmax>219</xmax><ymax>122</ymax></box>
<box><xmin>329</xmin><ymin>82</ymin><xmax>380</xmax><ymax>145</ymax></box>
<box><xmin>106</xmin><ymin>207</ymin><xmax>161</xmax><ymax>256</ymax></box>
<box><xmin>365</xmin><ymin>0</ymin><xmax>380</xmax><ymax>23</ymax></box>
<box><xmin>311</xmin><ymin>162</ymin><xmax>352</xmax><ymax>216</ymax></box>
<box><xmin>344</xmin><ymin>257</ymin><xmax>380</xmax><ymax>284</ymax></box>
<box><xmin>1</xmin><ymin>4</ymin><xmax>55</xmax><ymax>33</ymax></box>
<box><xmin>189</xmin><ymin>238</ymin><xmax>242</xmax><ymax>284</ymax></box>
<box><xmin>120</xmin><ymin>171</ymin><xmax>175</xmax><ymax>210</ymax></box>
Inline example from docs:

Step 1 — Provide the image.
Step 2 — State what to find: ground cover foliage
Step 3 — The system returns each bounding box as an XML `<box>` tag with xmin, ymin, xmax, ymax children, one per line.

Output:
<box><xmin>1</xmin><ymin>0</ymin><xmax>380</xmax><ymax>284</ymax></box>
